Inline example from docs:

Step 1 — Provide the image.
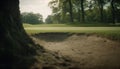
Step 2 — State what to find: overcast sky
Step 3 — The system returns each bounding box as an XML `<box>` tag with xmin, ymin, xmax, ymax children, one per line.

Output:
<box><xmin>19</xmin><ymin>0</ymin><xmax>52</xmax><ymax>21</ymax></box>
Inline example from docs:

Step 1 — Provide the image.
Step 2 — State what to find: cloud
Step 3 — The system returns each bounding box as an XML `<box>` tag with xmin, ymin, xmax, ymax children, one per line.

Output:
<box><xmin>19</xmin><ymin>0</ymin><xmax>52</xmax><ymax>21</ymax></box>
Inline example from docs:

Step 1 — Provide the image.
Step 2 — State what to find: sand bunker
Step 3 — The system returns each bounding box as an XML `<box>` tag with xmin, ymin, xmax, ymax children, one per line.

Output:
<box><xmin>32</xmin><ymin>33</ymin><xmax>120</xmax><ymax>69</ymax></box>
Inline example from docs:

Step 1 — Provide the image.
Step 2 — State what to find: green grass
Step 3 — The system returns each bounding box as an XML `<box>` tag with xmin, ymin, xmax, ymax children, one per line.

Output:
<box><xmin>23</xmin><ymin>24</ymin><xmax>120</xmax><ymax>41</ymax></box>
<box><xmin>23</xmin><ymin>23</ymin><xmax>120</xmax><ymax>27</ymax></box>
<box><xmin>23</xmin><ymin>23</ymin><xmax>71</xmax><ymax>27</ymax></box>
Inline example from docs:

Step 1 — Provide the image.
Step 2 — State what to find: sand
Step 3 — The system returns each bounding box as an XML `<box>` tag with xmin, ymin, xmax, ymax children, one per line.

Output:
<box><xmin>32</xmin><ymin>33</ymin><xmax>120</xmax><ymax>69</ymax></box>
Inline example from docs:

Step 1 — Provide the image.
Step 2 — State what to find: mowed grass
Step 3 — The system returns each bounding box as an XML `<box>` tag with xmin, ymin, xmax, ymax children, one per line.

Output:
<box><xmin>23</xmin><ymin>23</ymin><xmax>120</xmax><ymax>27</ymax></box>
<box><xmin>23</xmin><ymin>24</ymin><xmax>120</xmax><ymax>40</ymax></box>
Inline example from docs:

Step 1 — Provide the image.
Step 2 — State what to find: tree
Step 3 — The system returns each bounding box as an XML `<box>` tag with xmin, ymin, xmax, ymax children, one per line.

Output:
<box><xmin>45</xmin><ymin>15</ymin><xmax>53</xmax><ymax>23</ymax></box>
<box><xmin>80</xmin><ymin>0</ymin><xmax>85</xmax><ymax>23</ymax></box>
<box><xmin>0</xmin><ymin>0</ymin><xmax>40</xmax><ymax>68</ymax></box>
<box><xmin>73</xmin><ymin>0</ymin><xmax>86</xmax><ymax>23</ymax></box>
<box><xmin>48</xmin><ymin>0</ymin><xmax>120</xmax><ymax>24</ymax></box>
<box><xmin>110</xmin><ymin>0</ymin><xmax>116</xmax><ymax>24</ymax></box>
<box><xmin>97</xmin><ymin>0</ymin><xmax>104</xmax><ymax>23</ymax></box>
<box><xmin>110</xmin><ymin>0</ymin><xmax>120</xmax><ymax>23</ymax></box>
<box><xmin>72</xmin><ymin>0</ymin><xmax>81</xmax><ymax>22</ymax></box>
<box><xmin>49</xmin><ymin>0</ymin><xmax>74</xmax><ymax>23</ymax></box>
<box><xmin>68</xmin><ymin>0</ymin><xmax>74</xmax><ymax>22</ymax></box>
<box><xmin>21</xmin><ymin>12</ymin><xmax>43</xmax><ymax>24</ymax></box>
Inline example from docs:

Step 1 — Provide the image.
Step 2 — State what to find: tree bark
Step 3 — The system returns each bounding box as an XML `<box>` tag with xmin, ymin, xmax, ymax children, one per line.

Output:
<box><xmin>68</xmin><ymin>0</ymin><xmax>73</xmax><ymax>23</ymax></box>
<box><xmin>78</xmin><ymin>9</ymin><xmax>81</xmax><ymax>22</ymax></box>
<box><xmin>0</xmin><ymin>0</ymin><xmax>38</xmax><ymax>69</ymax></box>
<box><xmin>111</xmin><ymin>0</ymin><xmax>116</xmax><ymax>24</ymax></box>
<box><xmin>100</xmin><ymin>5</ymin><xmax>104</xmax><ymax>23</ymax></box>
<box><xmin>98</xmin><ymin>0</ymin><xmax>104</xmax><ymax>23</ymax></box>
<box><xmin>81</xmin><ymin>0</ymin><xmax>85</xmax><ymax>23</ymax></box>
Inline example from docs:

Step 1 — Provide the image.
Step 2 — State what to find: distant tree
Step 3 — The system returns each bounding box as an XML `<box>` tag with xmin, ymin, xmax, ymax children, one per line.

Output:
<box><xmin>21</xmin><ymin>12</ymin><xmax>43</xmax><ymax>24</ymax></box>
<box><xmin>72</xmin><ymin>0</ymin><xmax>81</xmax><ymax>22</ymax></box>
<box><xmin>48</xmin><ymin>0</ymin><xmax>120</xmax><ymax>24</ymax></box>
<box><xmin>49</xmin><ymin>0</ymin><xmax>74</xmax><ymax>23</ymax></box>
<box><xmin>109</xmin><ymin>0</ymin><xmax>119</xmax><ymax>23</ymax></box>
<box><xmin>80</xmin><ymin>0</ymin><xmax>85</xmax><ymax>23</ymax></box>
<box><xmin>45</xmin><ymin>15</ymin><xmax>53</xmax><ymax>23</ymax></box>
<box><xmin>97</xmin><ymin>0</ymin><xmax>104</xmax><ymax>23</ymax></box>
<box><xmin>68</xmin><ymin>0</ymin><xmax>74</xmax><ymax>22</ymax></box>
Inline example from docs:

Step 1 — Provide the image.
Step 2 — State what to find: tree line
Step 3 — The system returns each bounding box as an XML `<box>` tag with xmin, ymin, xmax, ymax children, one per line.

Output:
<box><xmin>45</xmin><ymin>0</ymin><xmax>120</xmax><ymax>24</ymax></box>
<box><xmin>21</xmin><ymin>12</ymin><xmax>43</xmax><ymax>24</ymax></box>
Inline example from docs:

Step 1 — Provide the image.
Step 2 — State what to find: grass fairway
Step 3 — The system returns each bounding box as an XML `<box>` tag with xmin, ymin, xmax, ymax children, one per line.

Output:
<box><xmin>23</xmin><ymin>24</ymin><xmax>120</xmax><ymax>40</ymax></box>
<box><xmin>23</xmin><ymin>23</ymin><xmax>120</xmax><ymax>27</ymax></box>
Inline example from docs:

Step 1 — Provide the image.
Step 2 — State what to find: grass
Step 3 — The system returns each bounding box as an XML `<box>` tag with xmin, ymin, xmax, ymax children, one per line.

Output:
<box><xmin>23</xmin><ymin>23</ymin><xmax>120</xmax><ymax>41</ymax></box>
<box><xmin>23</xmin><ymin>23</ymin><xmax>120</xmax><ymax>27</ymax></box>
<box><xmin>23</xmin><ymin>23</ymin><xmax>70</xmax><ymax>27</ymax></box>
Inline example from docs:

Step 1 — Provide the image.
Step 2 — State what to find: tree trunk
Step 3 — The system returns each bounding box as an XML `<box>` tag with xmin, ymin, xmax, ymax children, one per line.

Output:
<box><xmin>111</xmin><ymin>0</ymin><xmax>116</xmax><ymax>24</ymax></box>
<box><xmin>78</xmin><ymin>9</ymin><xmax>81</xmax><ymax>22</ymax></box>
<box><xmin>98</xmin><ymin>0</ymin><xmax>104</xmax><ymax>23</ymax></box>
<box><xmin>81</xmin><ymin>0</ymin><xmax>85</xmax><ymax>23</ymax></box>
<box><xmin>68</xmin><ymin>0</ymin><xmax>73</xmax><ymax>23</ymax></box>
<box><xmin>100</xmin><ymin>5</ymin><xmax>104</xmax><ymax>23</ymax></box>
<box><xmin>0</xmin><ymin>0</ymin><xmax>38</xmax><ymax>69</ymax></box>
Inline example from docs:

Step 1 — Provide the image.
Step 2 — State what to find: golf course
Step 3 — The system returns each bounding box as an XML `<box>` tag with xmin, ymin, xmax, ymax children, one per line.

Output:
<box><xmin>24</xmin><ymin>23</ymin><xmax>120</xmax><ymax>69</ymax></box>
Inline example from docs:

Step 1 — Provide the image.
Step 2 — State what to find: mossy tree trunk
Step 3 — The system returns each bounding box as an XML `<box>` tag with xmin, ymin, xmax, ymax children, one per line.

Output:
<box><xmin>0</xmin><ymin>0</ymin><xmax>38</xmax><ymax>69</ymax></box>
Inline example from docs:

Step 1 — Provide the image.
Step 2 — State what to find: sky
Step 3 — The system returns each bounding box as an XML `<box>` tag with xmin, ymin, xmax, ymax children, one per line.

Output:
<box><xmin>19</xmin><ymin>0</ymin><xmax>52</xmax><ymax>21</ymax></box>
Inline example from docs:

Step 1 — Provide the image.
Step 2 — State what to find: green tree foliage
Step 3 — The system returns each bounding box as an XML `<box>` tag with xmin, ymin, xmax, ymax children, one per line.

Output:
<box><xmin>45</xmin><ymin>15</ymin><xmax>53</xmax><ymax>23</ymax></box>
<box><xmin>21</xmin><ymin>12</ymin><xmax>43</xmax><ymax>24</ymax></box>
<box><xmin>47</xmin><ymin>0</ymin><xmax>120</xmax><ymax>24</ymax></box>
<box><xmin>48</xmin><ymin>0</ymin><xmax>74</xmax><ymax>23</ymax></box>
